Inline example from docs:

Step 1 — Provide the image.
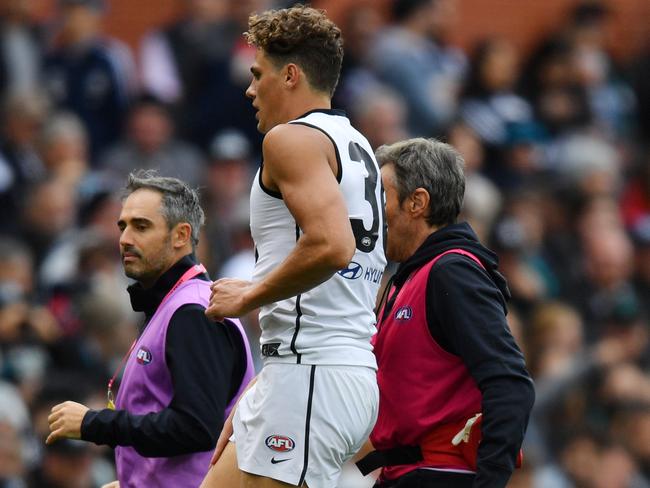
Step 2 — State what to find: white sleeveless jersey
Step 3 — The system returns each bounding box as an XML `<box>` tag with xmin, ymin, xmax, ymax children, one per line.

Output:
<box><xmin>249</xmin><ymin>109</ymin><xmax>387</xmax><ymax>368</ymax></box>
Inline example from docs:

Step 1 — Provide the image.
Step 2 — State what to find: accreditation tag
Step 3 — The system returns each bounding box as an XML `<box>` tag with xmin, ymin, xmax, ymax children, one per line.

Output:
<box><xmin>107</xmin><ymin>389</ymin><xmax>116</xmax><ymax>410</ymax></box>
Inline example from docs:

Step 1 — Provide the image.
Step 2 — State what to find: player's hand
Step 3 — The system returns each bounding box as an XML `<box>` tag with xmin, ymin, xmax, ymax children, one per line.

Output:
<box><xmin>46</xmin><ymin>401</ymin><xmax>89</xmax><ymax>445</ymax></box>
<box><xmin>206</xmin><ymin>278</ymin><xmax>256</xmax><ymax>320</ymax></box>
<box><xmin>101</xmin><ymin>482</ymin><xmax>120</xmax><ymax>488</ymax></box>
<box><xmin>210</xmin><ymin>405</ymin><xmax>236</xmax><ymax>466</ymax></box>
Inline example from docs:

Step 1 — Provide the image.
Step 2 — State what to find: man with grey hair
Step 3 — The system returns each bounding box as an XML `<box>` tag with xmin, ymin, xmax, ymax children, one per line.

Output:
<box><xmin>46</xmin><ymin>171</ymin><xmax>254</xmax><ymax>488</ymax></box>
<box><xmin>357</xmin><ymin>138</ymin><xmax>534</xmax><ymax>487</ymax></box>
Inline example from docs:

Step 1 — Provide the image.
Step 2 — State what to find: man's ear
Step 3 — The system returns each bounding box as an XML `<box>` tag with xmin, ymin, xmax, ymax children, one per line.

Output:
<box><xmin>285</xmin><ymin>63</ymin><xmax>300</xmax><ymax>88</ymax></box>
<box><xmin>172</xmin><ymin>222</ymin><xmax>192</xmax><ymax>249</ymax></box>
<box><xmin>409</xmin><ymin>188</ymin><xmax>430</xmax><ymax>218</ymax></box>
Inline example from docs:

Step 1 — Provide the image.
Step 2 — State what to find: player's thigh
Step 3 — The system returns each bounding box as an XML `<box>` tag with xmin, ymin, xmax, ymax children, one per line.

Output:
<box><xmin>241</xmin><ymin>471</ymin><xmax>307</xmax><ymax>488</ymax></box>
<box><xmin>199</xmin><ymin>442</ymin><xmax>306</xmax><ymax>488</ymax></box>
<box><xmin>200</xmin><ymin>442</ymin><xmax>240</xmax><ymax>488</ymax></box>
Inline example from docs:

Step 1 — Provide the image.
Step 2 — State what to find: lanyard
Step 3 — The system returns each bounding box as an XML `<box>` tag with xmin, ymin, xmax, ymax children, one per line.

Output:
<box><xmin>106</xmin><ymin>263</ymin><xmax>207</xmax><ymax>409</ymax></box>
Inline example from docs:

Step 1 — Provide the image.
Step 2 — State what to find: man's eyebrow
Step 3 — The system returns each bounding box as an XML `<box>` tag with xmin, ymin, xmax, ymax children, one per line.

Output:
<box><xmin>117</xmin><ymin>217</ymin><xmax>154</xmax><ymax>226</ymax></box>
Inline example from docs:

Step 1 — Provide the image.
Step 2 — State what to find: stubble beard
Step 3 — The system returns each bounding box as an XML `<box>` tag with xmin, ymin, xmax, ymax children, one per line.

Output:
<box><xmin>123</xmin><ymin>235</ymin><xmax>175</xmax><ymax>287</ymax></box>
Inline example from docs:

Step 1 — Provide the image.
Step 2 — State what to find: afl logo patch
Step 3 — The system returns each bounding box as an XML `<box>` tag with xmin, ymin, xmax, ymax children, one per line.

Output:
<box><xmin>337</xmin><ymin>261</ymin><xmax>363</xmax><ymax>280</ymax></box>
<box><xmin>395</xmin><ymin>306</ymin><xmax>413</xmax><ymax>321</ymax></box>
<box><xmin>265</xmin><ymin>435</ymin><xmax>295</xmax><ymax>452</ymax></box>
<box><xmin>136</xmin><ymin>347</ymin><xmax>152</xmax><ymax>365</ymax></box>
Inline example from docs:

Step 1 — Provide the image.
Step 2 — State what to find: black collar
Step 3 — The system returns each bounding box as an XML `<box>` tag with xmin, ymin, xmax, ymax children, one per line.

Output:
<box><xmin>127</xmin><ymin>253</ymin><xmax>209</xmax><ymax>319</ymax></box>
<box><xmin>296</xmin><ymin>108</ymin><xmax>347</xmax><ymax>119</ymax></box>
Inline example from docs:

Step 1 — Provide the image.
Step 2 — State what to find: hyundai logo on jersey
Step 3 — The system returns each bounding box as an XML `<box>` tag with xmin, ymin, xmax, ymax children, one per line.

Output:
<box><xmin>337</xmin><ymin>261</ymin><xmax>363</xmax><ymax>280</ymax></box>
<box><xmin>265</xmin><ymin>435</ymin><xmax>295</xmax><ymax>452</ymax></box>
<box><xmin>136</xmin><ymin>347</ymin><xmax>152</xmax><ymax>365</ymax></box>
<box><xmin>395</xmin><ymin>306</ymin><xmax>413</xmax><ymax>321</ymax></box>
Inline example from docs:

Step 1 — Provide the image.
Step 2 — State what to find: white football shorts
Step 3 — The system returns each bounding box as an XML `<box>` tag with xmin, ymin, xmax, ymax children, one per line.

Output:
<box><xmin>231</xmin><ymin>362</ymin><xmax>379</xmax><ymax>487</ymax></box>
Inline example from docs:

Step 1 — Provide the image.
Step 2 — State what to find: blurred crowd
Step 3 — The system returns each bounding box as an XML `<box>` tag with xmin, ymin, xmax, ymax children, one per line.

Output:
<box><xmin>0</xmin><ymin>0</ymin><xmax>648</xmax><ymax>486</ymax></box>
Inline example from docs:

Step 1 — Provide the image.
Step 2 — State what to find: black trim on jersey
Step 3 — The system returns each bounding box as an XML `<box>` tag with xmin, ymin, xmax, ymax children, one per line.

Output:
<box><xmin>291</xmin><ymin>223</ymin><xmax>303</xmax><ymax>363</ymax></box>
<box><xmin>298</xmin><ymin>365</ymin><xmax>317</xmax><ymax>486</ymax></box>
<box><xmin>296</xmin><ymin>108</ymin><xmax>347</xmax><ymax>119</ymax></box>
<box><xmin>258</xmin><ymin>159</ymin><xmax>283</xmax><ymax>199</ymax></box>
<box><xmin>290</xmin><ymin>121</ymin><xmax>343</xmax><ymax>183</ymax></box>
<box><xmin>292</xmin><ymin>295</ymin><xmax>303</xmax><ymax>364</ymax></box>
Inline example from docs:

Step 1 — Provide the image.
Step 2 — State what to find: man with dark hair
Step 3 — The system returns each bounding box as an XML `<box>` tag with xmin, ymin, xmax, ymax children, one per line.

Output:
<box><xmin>201</xmin><ymin>5</ymin><xmax>386</xmax><ymax>488</ymax></box>
<box><xmin>46</xmin><ymin>171</ymin><xmax>255</xmax><ymax>488</ymax></box>
<box><xmin>356</xmin><ymin>138</ymin><xmax>534</xmax><ymax>487</ymax></box>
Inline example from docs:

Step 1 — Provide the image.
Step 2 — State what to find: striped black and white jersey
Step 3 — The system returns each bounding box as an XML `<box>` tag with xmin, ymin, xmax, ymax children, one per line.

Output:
<box><xmin>249</xmin><ymin>109</ymin><xmax>387</xmax><ymax>368</ymax></box>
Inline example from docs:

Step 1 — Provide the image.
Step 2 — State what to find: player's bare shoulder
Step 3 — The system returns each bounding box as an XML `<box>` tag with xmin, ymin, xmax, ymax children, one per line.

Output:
<box><xmin>262</xmin><ymin>123</ymin><xmax>335</xmax><ymax>181</ymax></box>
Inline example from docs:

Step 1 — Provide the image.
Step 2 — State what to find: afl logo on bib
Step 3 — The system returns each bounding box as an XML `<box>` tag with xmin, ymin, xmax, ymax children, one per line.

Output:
<box><xmin>395</xmin><ymin>306</ymin><xmax>413</xmax><ymax>321</ymax></box>
<box><xmin>136</xmin><ymin>347</ymin><xmax>152</xmax><ymax>365</ymax></box>
<box><xmin>265</xmin><ymin>435</ymin><xmax>295</xmax><ymax>452</ymax></box>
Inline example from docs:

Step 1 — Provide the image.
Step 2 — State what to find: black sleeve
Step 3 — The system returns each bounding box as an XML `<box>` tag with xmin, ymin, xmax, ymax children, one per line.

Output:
<box><xmin>427</xmin><ymin>256</ymin><xmax>535</xmax><ymax>488</ymax></box>
<box><xmin>81</xmin><ymin>304</ymin><xmax>245</xmax><ymax>457</ymax></box>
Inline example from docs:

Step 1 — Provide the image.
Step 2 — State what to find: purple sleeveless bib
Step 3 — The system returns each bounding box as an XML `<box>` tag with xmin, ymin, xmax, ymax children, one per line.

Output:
<box><xmin>114</xmin><ymin>278</ymin><xmax>255</xmax><ymax>487</ymax></box>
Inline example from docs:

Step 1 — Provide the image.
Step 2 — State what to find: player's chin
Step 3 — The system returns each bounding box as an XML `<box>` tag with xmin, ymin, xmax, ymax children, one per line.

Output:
<box><xmin>257</xmin><ymin>120</ymin><xmax>269</xmax><ymax>134</ymax></box>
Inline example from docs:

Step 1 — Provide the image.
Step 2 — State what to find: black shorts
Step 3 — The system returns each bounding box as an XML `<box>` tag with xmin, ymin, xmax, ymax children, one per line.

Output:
<box><xmin>374</xmin><ymin>469</ymin><xmax>475</xmax><ymax>488</ymax></box>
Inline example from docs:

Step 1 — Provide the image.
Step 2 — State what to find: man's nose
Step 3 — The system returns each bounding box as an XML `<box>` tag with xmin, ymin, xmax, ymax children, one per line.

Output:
<box><xmin>245</xmin><ymin>83</ymin><xmax>255</xmax><ymax>99</ymax></box>
<box><xmin>119</xmin><ymin>227</ymin><xmax>133</xmax><ymax>248</ymax></box>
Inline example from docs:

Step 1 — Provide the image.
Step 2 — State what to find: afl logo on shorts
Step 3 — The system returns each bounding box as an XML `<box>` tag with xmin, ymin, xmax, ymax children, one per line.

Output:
<box><xmin>265</xmin><ymin>435</ymin><xmax>295</xmax><ymax>452</ymax></box>
<box><xmin>395</xmin><ymin>306</ymin><xmax>413</xmax><ymax>321</ymax></box>
<box><xmin>136</xmin><ymin>347</ymin><xmax>152</xmax><ymax>365</ymax></box>
<box><xmin>337</xmin><ymin>261</ymin><xmax>363</xmax><ymax>280</ymax></box>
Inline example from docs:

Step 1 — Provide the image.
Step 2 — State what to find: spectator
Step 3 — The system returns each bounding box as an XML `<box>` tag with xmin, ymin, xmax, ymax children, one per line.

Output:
<box><xmin>18</xmin><ymin>179</ymin><xmax>78</xmax><ymax>284</ymax></box>
<box><xmin>139</xmin><ymin>0</ymin><xmax>234</xmax><ymax>107</ymax></box>
<box><xmin>370</xmin><ymin>0</ymin><xmax>466</xmax><ymax>136</ymax></box>
<box><xmin>99</xmin><ymin>94</ymin><xmax>205</xmax><ymax>186</ymax></box>
<box><xmin>564</xmin><ymin>1</ymin><xmax>636</xmax><ymax>138</ymax></box>
<box><xmin>460</xmin><ymin>38</ymin><xmax>537</xmax><ymax>168</ymax></box>
<box><xmin>448</xmin><ymin>121</ymin><xmax>502</xmax><ymax>241</ymax></box>
<box><xmin>43</xmin><ymin>0</ymin><xmax>135</xmax><ymax>159</ymax></box>
<box><xmin>37</xmin><ymin>112</ymin><xmax>89</xmax><ymax>189</ymax></box>
<box><xmin>333</xmin><ymin>2</ymin><xmax>384</xmax><ymax>112</ymax></box>
<box><xmin>0</xmin><ymin>0</ymin><xmax>46</xmax><ymax>98</ymax></box>
<box><xmin>187</xmin><ymin>0</ymin><xmax>269</xmax><ymax>148</ymax></box>
<box><xmin>0</xmin><ymin>89</ymin><xmax>50</xmax><ymax>232</ymax></box>
<box><xmin>572</xmin><ymin>228</ymin><xmax>639</xmax><ymax>343</ymax></box>
<box><xmin>349</xmin><ymin>84</ymin><xmax>410</xmax><ymax>150</ymax></box>
<box><xmin>203</xmin><ymin>128</ymin><xmax>253</xmax><ymax>272</ymax></box>
<box><xmin>490</xmin><ymin>191</ymin><xmax>559</xmax><ymax>313</ymax></box>
<box><xmin>522</xmin><ymin>38</ymin><xmax>593</xmax><ymax>138</ymax></box>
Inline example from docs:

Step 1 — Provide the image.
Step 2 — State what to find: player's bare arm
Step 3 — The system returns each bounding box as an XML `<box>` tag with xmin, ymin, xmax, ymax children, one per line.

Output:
<box><xmin>206</xmin><ymin>123</ymin><xmax>354</xmax><ymax>320</ymax></box>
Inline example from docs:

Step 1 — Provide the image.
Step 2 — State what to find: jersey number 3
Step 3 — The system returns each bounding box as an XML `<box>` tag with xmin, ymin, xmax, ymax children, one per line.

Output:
<box><xmin>348</xmin><ymin>142</ymin><xmax>386</xmax><ymax>253</ymax></box>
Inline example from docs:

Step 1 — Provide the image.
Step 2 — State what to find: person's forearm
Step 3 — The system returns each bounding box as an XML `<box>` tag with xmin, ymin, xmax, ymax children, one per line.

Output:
<box><xmin>81</xmin><ymin>408</ymin><xmax>216</xmax><ymax>457</ymax></box>
<box><xmin>473</xmin><ymin>377</ymin><xmax>535</xmax><ymax>488</ymax></box>
<box><xmin>245</xmin><ymin>233</ymin><xmax>353</xmax><ymax>309</ymax></box>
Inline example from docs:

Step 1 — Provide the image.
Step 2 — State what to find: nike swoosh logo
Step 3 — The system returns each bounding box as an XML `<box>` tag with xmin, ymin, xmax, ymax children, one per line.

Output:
<box><xmin>271</xmin><ymin>457</ymin><xmax>291</xmax><ymax>464</ymax></box>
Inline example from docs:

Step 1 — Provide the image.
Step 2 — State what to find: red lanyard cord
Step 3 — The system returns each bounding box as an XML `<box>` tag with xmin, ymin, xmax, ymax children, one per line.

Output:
<box><xmin>106</xmin><ymin>264</ymin><xmax>207</xmax><ymax>409</ymax></box>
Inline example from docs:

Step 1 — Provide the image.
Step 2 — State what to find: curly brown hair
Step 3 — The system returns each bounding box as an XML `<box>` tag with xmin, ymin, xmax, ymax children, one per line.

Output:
<box><xmin>245</xmin><ymin>5</ymin><xmax>343</xmax><ymax>96</ymax></box>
